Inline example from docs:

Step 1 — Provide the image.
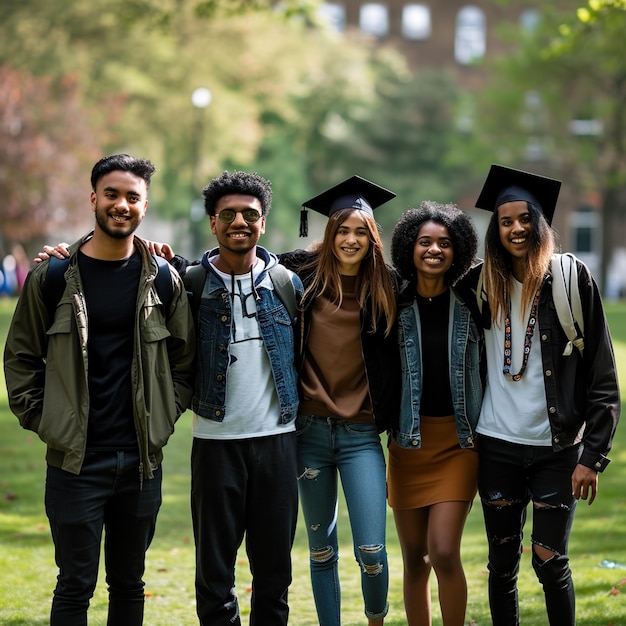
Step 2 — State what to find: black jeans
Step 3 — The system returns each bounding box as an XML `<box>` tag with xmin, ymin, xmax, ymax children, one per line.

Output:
<box><xmin>45</xmin><ymin>450</ymin><xmax>162</xmax><ymax>626</ymax></box>
<box><xmin>478</xmin><ymin>436</ymin><xmax>579</xmax><ymax>626</ymax></box>
<box><xmin>191</xmin><ymin>432</ymin><xmax>298</xmax><ymax>626</ymax></box>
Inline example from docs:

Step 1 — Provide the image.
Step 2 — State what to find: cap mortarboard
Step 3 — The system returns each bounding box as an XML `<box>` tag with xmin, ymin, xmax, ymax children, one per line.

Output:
<box><xmin>299</xmin><ymin>175</ymin><xmax>396</xmax><ymax>236</ymax></box>
<box><xmin>475</xmin><ymin>164</ymin><xmax>561</xmax><ymax>225</ymax></box>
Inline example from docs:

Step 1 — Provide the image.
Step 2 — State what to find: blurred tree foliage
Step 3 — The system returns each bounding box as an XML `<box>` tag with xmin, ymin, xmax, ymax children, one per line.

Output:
<box><xmin>467</xmin><ymin>0</ymin><xmax>626</xmax><ymax>292</ymax></box>
<box><xmin>0</xmin><ymin>0</ymin><xmax>471</xmax><ymax>256</ymax></box>
<box><xmin>0</xmin><ymin>66</ymin><xmax>101</xmax><ymax>251</ymax></box>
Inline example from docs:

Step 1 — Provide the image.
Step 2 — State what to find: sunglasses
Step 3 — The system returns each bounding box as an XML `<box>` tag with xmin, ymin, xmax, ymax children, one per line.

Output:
<box><xmin>215</xmin><ymin>209</ymin><xmax>262</xmax><ymax>224</ymax></box>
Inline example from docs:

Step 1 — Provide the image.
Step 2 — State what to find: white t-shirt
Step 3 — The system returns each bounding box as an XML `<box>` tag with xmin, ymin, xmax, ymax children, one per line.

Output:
<box><xmin>193</xmin><ymin>259</ymin><xmax>295</xmax><ymax>440</ymax></box>
<box><xmin>477</xmin><ymin>278</ymin><xmax>552</xmax><ymax>446</ymax></box>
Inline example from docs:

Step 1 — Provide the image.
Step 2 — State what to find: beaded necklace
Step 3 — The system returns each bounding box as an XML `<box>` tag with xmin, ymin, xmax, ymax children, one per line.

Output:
<box><xmin>502</xmin><ymin>287</ymin><xmax>541</xmax><ymax>382</ymax></box>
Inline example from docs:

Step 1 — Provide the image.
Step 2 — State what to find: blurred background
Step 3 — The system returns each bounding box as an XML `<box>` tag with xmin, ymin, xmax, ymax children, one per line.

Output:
<box><xmin>1</xmin><ymin>0</ymin><xmax>625</xmax><ymax>297</ymax></box>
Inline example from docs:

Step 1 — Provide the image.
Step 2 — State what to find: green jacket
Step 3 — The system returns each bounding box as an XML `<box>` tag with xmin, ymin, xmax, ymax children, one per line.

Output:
<box><xmin>3</xmin><ymin>234</ymin><xmax>196</xmax><ymax>479</ymax></box>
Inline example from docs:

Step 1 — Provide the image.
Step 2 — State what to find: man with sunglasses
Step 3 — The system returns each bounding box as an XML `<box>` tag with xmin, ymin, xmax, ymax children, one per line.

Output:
<box><xmin>181</xmin><ymin>170</ymin><xmax>303</xmax><ymax>626</ymax></box>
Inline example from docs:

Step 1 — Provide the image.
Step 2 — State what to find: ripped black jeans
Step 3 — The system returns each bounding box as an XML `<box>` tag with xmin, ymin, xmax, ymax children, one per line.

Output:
<box><xmin>478</xmin><ymin>436</ymin><xmax>580</xmax><ymax>626</ymax></box>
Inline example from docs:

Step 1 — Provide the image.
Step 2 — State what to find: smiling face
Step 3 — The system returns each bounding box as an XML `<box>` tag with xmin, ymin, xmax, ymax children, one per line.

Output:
<box><xmin>91</xmin><ymin>170</ymin><xmax>148</xmax><ymax>240</ymax></box>
<box><xmin>210</xmin><ymin>194</ymin><xmax>265</xmax><ymax>257</ymax></box>
<box><xmin>332</xmin><ymin>211</ymin><xmax>371</xmax><ymax>275</ymax></box>
<box><xmin>497</xmin><ymin>200</ymin><xmax>532</xmax><ymax>262</ymax></box>
<box><xmin>413</xmin><ymin>220</ymin><xmax>454</xmax><ymax>280</ymax></box>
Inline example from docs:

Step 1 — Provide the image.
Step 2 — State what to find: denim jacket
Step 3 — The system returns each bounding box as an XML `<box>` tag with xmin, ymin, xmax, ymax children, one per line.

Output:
<box><xmin>187</xmin><ymin>246</ymin><xmax>303</xmax><ymax>424</ymax></box>
<box><xmin>392</xmin><ymin>283</ymin><xmax>483</xmax><ymax>449</ymax></box>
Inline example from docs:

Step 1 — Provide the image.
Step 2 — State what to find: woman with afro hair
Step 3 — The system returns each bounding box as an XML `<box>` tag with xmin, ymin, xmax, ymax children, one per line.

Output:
<box><xmin>387</xmin><ymin>201</ymin><xmax>483</xmax><ymax>626</ymax></box>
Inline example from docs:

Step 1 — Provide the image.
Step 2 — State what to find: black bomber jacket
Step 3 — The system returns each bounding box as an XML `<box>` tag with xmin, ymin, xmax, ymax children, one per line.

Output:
<box><xmin>461</xmin><ymin>260</ymin><xmax>620</xmax><ymax>472</ymax></box>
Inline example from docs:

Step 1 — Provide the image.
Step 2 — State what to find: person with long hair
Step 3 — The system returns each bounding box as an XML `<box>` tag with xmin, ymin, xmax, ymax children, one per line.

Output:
<box><xmin>471</xmin><ymin>164</ymin><xmax>620</xmax><ymax>625</ymax></box>
<box><xmin>280</xmin><ymin>176</ymin><xmax>401</xmax><ymax>626</ymax></box>
<box><xmin>387</xmin><ymin>202</ymin><xmax>482</xmax><ymax>625</ymax></box>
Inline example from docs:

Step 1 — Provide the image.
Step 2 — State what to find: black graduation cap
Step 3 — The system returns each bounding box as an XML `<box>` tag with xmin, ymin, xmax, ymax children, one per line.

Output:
<box><xmin>299</xmin><ymin>175</ymin><xmax>396</xmax><ymax>237</ymax></box>
<box><xmin>475</xmin><ymin>164</ymin><xmax>561</xmax><ymax>225</ymax></box>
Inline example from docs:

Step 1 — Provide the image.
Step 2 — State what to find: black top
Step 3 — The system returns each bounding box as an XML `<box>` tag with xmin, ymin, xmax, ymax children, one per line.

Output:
<box><xmin>417</xmin><ymin>290</ymin><xmax>454</xmax><ymax>417</ymax></box>
<box><xmin>79</xmin><ymin>250</ymin><xmax>141</xmax><ymax>451</ymax></box>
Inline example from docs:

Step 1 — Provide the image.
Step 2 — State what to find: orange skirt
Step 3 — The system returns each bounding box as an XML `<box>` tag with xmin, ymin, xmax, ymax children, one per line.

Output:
<box><xmin>387</xmin><ymin>415</ymin><xmax>478</xmax><ymax>510</ymax></box>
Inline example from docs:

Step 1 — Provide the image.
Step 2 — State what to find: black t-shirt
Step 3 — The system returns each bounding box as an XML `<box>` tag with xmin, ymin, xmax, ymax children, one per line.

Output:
<box><xmin>416</xmin><ymin>290</ymin><xmax>454</xmax><ymax>417</ymax></box>
<box><xmin>78</xmin><ymin>250</ymin><xmax>141</xmax><ymax>450</ymax></box>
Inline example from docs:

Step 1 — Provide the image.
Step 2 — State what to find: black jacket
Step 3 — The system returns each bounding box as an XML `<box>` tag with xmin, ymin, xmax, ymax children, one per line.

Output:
<box><xmin>461</xmin><ymin>260</ymin><xmax>620</xmax><ymax>472</ymax></box>
<box><xmin>279</xmin><ymin>249</ymin><xmax>401</xmax><ymax>432</ymax></box>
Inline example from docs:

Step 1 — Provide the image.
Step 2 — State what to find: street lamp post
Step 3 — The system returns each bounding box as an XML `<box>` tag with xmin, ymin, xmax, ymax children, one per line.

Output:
<box><xmin>190</xmin><ymin>87</ymin><xmax>212</xmax><ymax>258</ymax></box>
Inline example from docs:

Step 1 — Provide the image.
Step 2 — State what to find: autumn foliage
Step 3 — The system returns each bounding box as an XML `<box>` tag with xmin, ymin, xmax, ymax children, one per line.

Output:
<box><xmin>0</xmin><ymin>66</ymin><xmax>101</xmax><ymax>251</ymax></box>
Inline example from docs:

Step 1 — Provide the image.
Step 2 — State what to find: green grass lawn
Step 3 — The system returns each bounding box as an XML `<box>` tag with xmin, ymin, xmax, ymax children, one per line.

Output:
<box><xmin>1</xmin><ymin>296</ymin><xmax>626</xmax><ymax>625</ymax></box>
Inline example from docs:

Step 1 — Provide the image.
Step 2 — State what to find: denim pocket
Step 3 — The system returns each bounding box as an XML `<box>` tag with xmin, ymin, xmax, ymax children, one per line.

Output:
<box><xmin>296</xmin><ymin>414</ymin><xmax>314</xmax><ymax>435</ymax></box>
<box><xmin>344</xmin><ymin>421</ymin><xmax>378</xmax><ymax>435</ymax></box>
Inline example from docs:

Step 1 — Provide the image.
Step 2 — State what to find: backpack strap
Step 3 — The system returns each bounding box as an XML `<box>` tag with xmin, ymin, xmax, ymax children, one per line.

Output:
<box><xmin>153</xmin><ymin>255</ymin><xmax>175</xmax><ymax>315</ymax></box>
<box><xmin>43</xmin><ymin>255</ymin><xmax>174</xmax><ymax>321</ymax></box>
<box><xmin>268</xmin><ymin>264</ymin><xmax>299</xmax><ymax>321</ymax></box>
<box><xmin>183</xmin><ymin>262</ymin><xmax>299</xmax><ymax>321</ymax></box>
<box><xmin>551</xmin><ymin>253</ymin><xmax>584</xmax><ymax>357</ymax></box>
<box><xmin>42</xmin><ymin>256</ymin><xmax>71</xmax><ymax>321</ymax></box>
<box><xmin>183</xmin><ymin>264</ymin><xmax>207</xmax><ymax>317</ymax></box>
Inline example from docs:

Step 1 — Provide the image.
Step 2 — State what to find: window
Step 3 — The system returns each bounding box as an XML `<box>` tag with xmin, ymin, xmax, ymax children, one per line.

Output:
<box><xmin>570</xmin><ymin>119</ymin><xmax>603</xmax><ymax>136</ymax></box>
<box><xmin>520</xmin><ymin>9</ymin><xmax>540</xmax><ymax>32</ymax></box>
<box><xmin>402</xmin><ymin>4</ymin><xmax>431</xmax><ymax>40</ymax></box>
<box><xmin>571</xmin><ymin>206</ymin><xmax>598</xmax><ymax>255</ymax></box>
<box><xmin>360</xmin><ymin>3</ymin><xmax>389</xmax><ymax>38</ymax></box>
<box><xmin>521</xmin><ymin>90</ymin><xmax>547</xmax><ymax>161</ymax></box>
<box><xmin>318</xmin><ymin>3</ymin><xmax>346</xmax><ymax>32</ymax></box>
<box><xmin>455</xmin><ymin>6</ymin><xmax>486</xmax><ymax>65</ymax></box>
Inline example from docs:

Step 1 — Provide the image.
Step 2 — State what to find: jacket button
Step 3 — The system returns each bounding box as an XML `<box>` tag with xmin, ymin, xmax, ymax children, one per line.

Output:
<box><xmin>411</xmin><ymin>440</ymin><xmax>419</xmax><ymax>446</ymax></box>
<box><xmin>549</xmin><ymin>406</ymin><xmax>556</xmax><ymax>414</ymax></box>
<box><xmin>221</xmin><ymin>315</ymin><xmax>228</xmax><ymax>322</ymax></box>
<box><xmin>215</xmin><ymin>410</ymin><xmax>222</xmax><ymax>417</ymax></box>
<box><xmin>542</xmin><ymin>334</ymin><xmax>548</xmax><ymax>341</ymax></box>
<box><xmin>216</xmin><ymin>374</ymin><xmax>224</xmax><ymax>382</ymax></box>
<box><xmin>545</xmin><ymin>370</ymin><xmax>552</xmax><ymax>376</ymax></box>
<box><xmin>595</xmin><ymin>461</ymin><xmax>602</xmax><ymax>469</ymax></box>
<box><xmin>554</xmin><ymin>436</ymin><xmax>560</xmax><ymax>443</ymax></box>
<box><xmin>467</xmin><ymin>436</ymin><xmax>473</xmax><ymax>444</ymax></box>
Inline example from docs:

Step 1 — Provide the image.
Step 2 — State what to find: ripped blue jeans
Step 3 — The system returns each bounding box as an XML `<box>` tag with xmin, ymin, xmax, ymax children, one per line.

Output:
<box><xmin>296</xmin><ymin>415</ymin><xmax>389</xmax><ymax>626</ymax></box>
<box><xmin>478</xmin><ymin>436</ymin><xmax>580</xmax><ymax>626</ymax></box>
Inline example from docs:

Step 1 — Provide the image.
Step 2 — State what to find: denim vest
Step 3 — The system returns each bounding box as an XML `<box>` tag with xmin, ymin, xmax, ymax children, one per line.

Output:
<box><xmin>190</xmin><ymin>247</ymin><xmax>302</xmax><ymax>424</ymax></box>
<box><xmin>393</xmin><ymin>288</ymin><xmax>483</xmax><ymax>449</ymax></box>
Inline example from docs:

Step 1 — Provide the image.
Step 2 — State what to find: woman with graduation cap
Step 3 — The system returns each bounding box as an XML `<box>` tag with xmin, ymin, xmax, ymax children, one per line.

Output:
<box><xmin>280</xmin><ymin>175</ymin><xmax>401</xmax><ymax>626</ymax></box>
<box><xmin>470</xmin><ymin>164</ymin><xmax>620</xmax><ymax>625</ymax></box>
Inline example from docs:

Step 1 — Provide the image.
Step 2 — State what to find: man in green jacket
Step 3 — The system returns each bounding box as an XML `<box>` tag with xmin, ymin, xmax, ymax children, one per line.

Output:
<box><xmin>3</xmin><ymin>153</ymin><xmax>196</xmax><ymax>626</ymax></box>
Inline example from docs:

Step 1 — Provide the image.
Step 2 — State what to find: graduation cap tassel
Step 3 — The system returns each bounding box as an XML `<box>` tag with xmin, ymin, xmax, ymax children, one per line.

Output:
<box><xmin>299</xmin><ymin>208</ymin><xmax>308</xmax><ymax>237</ymax></box>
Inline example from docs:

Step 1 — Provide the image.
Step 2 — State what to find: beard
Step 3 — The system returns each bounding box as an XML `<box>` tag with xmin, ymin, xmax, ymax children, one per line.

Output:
<box><xmin>94</xmin><ymin>204</ymin><xmax>142</xmax><ymax>239</ymax></box>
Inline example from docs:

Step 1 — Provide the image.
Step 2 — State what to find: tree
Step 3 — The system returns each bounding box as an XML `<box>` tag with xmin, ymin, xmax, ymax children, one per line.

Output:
<box><xmin>0</xmin><ymin>0</ymin><xmax>481</xmax><ymax>258</ymax></box>
<box><xmin>470</xmin><ymin>0</ymin><xmax>626</xmax><ymax>294</ymax></box>
<box><xmin>545</xmin><ymin>0</ymin><xmax>626</xmax><ymax>295</ymax></box>
<box><xmin>0</xmin><ymin>66</ymin><xmax>101</xmax><ymax>255</ymax></box>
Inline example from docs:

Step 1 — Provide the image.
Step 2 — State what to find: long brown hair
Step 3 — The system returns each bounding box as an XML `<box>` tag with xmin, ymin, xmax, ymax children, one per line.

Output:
<box><xmin>301</xmin><ymin>208</ymin><xmax>396</xmax><ymax>336</ymax></box>
<box><xmin>483</xmin><ymin>202</ymin><xmax>555</xmax><ymax>323</ymax></box>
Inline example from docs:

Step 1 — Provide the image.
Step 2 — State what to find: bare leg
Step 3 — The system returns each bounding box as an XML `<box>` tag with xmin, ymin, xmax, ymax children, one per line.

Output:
<box><xmin>393</xmin><ymin>507</ymin><xmax>432</xmax><ymax>626</ymax></box>
<box><xmin>428</xmin><ymin>501</ymin><xmax>472</xmax><ymax>626</ymax></box>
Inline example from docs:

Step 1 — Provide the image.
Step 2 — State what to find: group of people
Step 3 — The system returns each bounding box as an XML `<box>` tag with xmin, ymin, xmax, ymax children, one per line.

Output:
<box><xmin>3</xmin><ymin>153</ymin><xmax>620</xmax><ymax>626</ymax></box>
